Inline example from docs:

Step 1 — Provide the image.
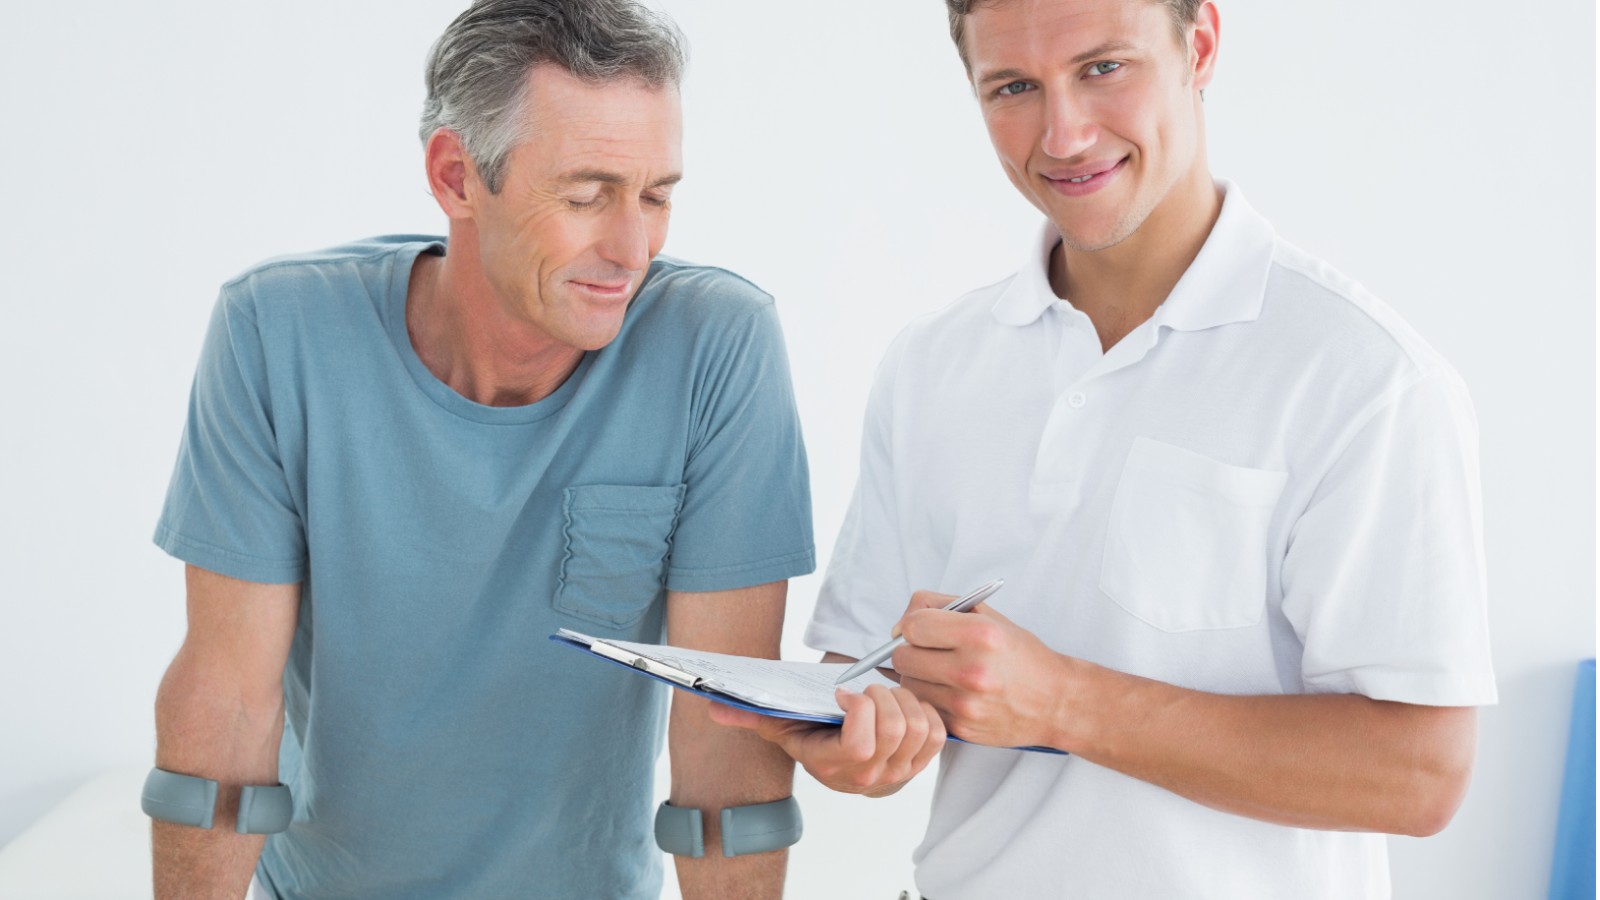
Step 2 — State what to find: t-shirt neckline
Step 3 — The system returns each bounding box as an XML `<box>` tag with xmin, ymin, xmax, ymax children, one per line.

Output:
<box><xmin>385</xmin><ymin>241</ymin><xmax>591</xmax><ymax>426</ymax></box>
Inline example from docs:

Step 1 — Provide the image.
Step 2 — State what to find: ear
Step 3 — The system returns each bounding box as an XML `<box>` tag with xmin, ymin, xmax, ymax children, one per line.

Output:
<box><xmin>1190</xmin><ymin>1</ymin><xmax>1221</xmax><ymax>93</ymax></box>
<box><xmin>423</xmin><ymin>127</ymin><xmax>479</xmax><ymax>220</ymax></box>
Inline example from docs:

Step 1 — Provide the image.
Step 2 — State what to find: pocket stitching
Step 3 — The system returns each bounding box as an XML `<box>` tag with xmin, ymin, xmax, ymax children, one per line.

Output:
<box><xmin>555</xmin><ymin>484</ymin><xmax>686</xmax><ymax>628</ymax></box>
<box><xmin>1098</xmin><ymin>440</ymin><xmax>1283</xmax><ymax>633</ymax></box>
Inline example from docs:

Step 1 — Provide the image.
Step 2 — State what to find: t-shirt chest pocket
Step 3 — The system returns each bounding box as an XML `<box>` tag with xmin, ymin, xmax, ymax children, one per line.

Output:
<box><xmin>1098</xmin><ymin>438</ymin><xmax>1287</xmax><ymax>632</ymax></box>
<box><xmin>555</xmin><ymin>483</ymin><xmax>687</xmax><ymax>628</ymax></box>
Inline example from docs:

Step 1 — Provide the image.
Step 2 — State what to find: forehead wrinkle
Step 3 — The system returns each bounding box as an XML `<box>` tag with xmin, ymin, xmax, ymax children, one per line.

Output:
<box><xmin>555</xmin><ymin>168</ymin><xmax>630</xmax><ymax>187</ymax></box>
<box><xmin>524</xmin><ymin>125</ymin><xmax>680</xmax><ymax>186</ymax></box>
<box><xmin>552</xmin><ymin>167</ymin><xmax>683</xmax><ymax>190</ymax></box>
<box><xmin>518</xmin><ymin>82</ymin><xmax>681</xmax><ymax>170</ymax></box>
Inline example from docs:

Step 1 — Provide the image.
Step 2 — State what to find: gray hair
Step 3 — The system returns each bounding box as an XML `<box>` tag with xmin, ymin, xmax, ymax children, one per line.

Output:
<box><xmin>419</xmin><ymin>0</ymin><xmax>687</xmax><ymax>194</ymax></box>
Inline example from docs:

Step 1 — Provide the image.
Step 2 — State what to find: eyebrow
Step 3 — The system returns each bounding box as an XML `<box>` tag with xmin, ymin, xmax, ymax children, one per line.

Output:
<box><xmin>555</xmin><ymin>169</ymin><xmax>683</xmax><ymax>189</ymax></box>
<box><xmin>975</xmin><ymin>40</ymin><xmax>1140</xmax><ymax>85</ymax></box>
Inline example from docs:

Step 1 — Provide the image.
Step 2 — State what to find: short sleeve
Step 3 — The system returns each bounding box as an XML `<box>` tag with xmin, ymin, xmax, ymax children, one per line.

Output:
<box><xmin>662</xmin><ymin>301</ymin><xmax>815</xmax><ymax>592</ymax></box>
<box><xmin>1281</xmin><ymin>370</ymin><xmax>1496</xmax><ymax>706</ymax></box>
<box><xmin>153</xmin><ymin>288</ymin><xmax>307</xmax><ymax>584</ymax></box>
<box><xmin>804</xmin><ymin>334</ymin><xmax>914</xmax><ymax>659</ymax></box>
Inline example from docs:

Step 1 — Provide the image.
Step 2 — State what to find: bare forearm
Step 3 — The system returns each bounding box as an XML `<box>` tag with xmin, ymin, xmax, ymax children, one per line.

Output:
<box><xmin>671</xmin><ymin>694</ymin><xmax>794</xmax><ymax>899</ymax></box>
<box><xmin>662</xmin><ymin>582</ymin><xmax>802</xmax><ymax>896</ymax></box>
<box><xmin>1060</xmin><ymin>659</ymin><xmax>1477</xmax><ymax>835</ymax></box>
<box><xmin>152</xmin><ymin>653</ymin><xmax>286</xmax><ymax>898</ymax></box>
<box><xmin>672</xmin><ymin>838</ymin><xmax>788</xmax><ymax>900</ymax></box>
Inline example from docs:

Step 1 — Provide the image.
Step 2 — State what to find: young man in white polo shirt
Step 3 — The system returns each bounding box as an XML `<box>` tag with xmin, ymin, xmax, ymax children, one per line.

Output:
<box><xmin>712</xmin><ymin>0</ymin><xmax>1496</xmax><ymax>896</ymax></box>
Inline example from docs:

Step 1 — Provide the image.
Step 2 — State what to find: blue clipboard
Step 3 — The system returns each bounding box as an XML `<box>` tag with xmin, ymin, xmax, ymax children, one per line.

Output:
<box><xmin>549</xmin><ymin>633</ymin><xmax>1065</xmax><ymax>754</ymax></box>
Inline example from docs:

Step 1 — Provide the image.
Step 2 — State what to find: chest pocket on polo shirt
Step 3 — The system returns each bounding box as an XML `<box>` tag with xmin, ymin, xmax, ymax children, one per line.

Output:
<box><xmin>1099</xmin><ymin>438</ymin><xmax>1287</xmax><ymax>632</ymax></box>
<box><xmin>555</xmin><ymin>483</ymin><xmax>687</xmax><ymax>628</ymax></box>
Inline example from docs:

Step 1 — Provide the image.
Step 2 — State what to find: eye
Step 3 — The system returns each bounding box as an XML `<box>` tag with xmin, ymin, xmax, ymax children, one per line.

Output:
<box><xmin>1086</xmin><ymin>61</ymin><xmax>1122</xmax><ymax>77</ymax></box>
<box><xmin>643</xmin><ymin>194</ymin><xmax>670</xmax><ymax>209</ymax></box>
<box><xmin>995</xmin><ymin>80</ymin><xmax>1033</xmax><ymax>97</ymax></box>
<box><xmin>566</xmin><ymin>196</ymin><xmax>600</xmax><ymax>210</ymax></box>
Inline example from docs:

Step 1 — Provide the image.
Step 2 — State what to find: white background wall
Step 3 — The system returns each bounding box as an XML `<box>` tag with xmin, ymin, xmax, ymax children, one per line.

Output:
<box><xmin>0</xmin><ymin>1</ymin><xmax>1592</xmax><ymax>898</ymax></box>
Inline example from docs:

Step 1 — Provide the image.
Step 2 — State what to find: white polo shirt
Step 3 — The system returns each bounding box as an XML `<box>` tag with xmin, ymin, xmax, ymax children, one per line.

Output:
<box><xmin>805</xmin><ymin>182</ymin><xmax>1496</xmax><ymax>899</ymax></box>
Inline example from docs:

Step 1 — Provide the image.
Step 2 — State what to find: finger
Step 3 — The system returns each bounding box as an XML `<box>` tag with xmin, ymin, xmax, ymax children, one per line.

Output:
<box><xmin>899</xmin><ymin>674</ymin><xmax>957</xmax><ymax>725</ymax></box>
<box><xmin>891</xmin><ymin>641</ymin><xmax>956</xmax><ymax>687</ymax></box>
<box><xmin>908</xmin><ymin>699</ymin><xmax>949</xmax><ymax>772</ymax></box>
<box><xmin>835</xmin><ymin>688</ymin><xmax>878</xmax><ymax>764</ymax></box>
<box><xmin>864</xmin><ymin>684</ymin><xmax>907</xmax><ymax>763</ymax></box>
<box><xmin>901</xmin><ymin>607</ymin><xmax>1002</xmax><ymax>652</ymax></box>
<box><xmin>710</xmin><ymin>701</ymin><xmax>843</xmax><ymax>760</ymax></box>
<box><xmin>884</xmin><ymin>688</ymin><xmax>932</xmax><ymax>773</ymax></box>
<box><xmin>891</xmin><ymin>590</ymin><xmax>957</xmax><ymax>638</ymax></box>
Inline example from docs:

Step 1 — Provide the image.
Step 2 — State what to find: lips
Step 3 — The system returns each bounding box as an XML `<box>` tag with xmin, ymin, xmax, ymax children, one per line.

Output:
<box><xmin>1040</xmin><ymin>157</ymin><xmax>1127</xmax><ymax>196</ymax></box>
<box><xmin>568</xmin><ymin>279</ymin><xmax>633</xmax><ymax>298</ymax></box>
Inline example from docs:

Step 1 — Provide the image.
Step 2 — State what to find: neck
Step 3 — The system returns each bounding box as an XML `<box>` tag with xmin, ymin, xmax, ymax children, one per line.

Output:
<box><xmin>406</xmin><ymin>224</ymin><xmax>584</xmax><ymax>408</ymax></box>
<box><xmin>1050</xmin><ymin>163</ymin><xmax>1223</xmax><ymax>353</ymax></box>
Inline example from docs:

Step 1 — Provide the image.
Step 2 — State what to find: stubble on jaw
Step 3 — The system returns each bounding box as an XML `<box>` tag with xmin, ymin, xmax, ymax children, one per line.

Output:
<box><xmin>1054</xmin><ymin>205</ymin><xmax>1146</xmax><ymax>253</ymax></box>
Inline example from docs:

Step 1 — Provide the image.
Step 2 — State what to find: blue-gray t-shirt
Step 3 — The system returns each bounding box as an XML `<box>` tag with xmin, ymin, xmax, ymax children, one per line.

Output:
<box><xmin>154</xmin><ymin>236</ymin><xmax>815</xmax><ymax>898</ymax></box>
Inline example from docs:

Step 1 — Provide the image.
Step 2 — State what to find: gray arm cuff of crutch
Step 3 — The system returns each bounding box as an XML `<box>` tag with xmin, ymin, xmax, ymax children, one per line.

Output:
<box><xmin>141</xmin><ymin>767</ymin><xmax>293</xmax><ymax>834</ymax></box>
<box><xmin>654</xmin><ymin>801</ymin><xmax>705</xmax><ymax>858</ymax></box>
<box><xmin>720</xmin><ymin>795</ymin><xmax>802</xmax><ymax>857</ymax></box>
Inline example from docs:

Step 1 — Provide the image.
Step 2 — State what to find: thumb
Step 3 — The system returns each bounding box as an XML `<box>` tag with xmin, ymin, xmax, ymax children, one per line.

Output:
<box><xmin>709</xmin><ymin>702</ymin><xmax>813</xmax><ymax>749</ymax></box>
<box><xmin>708</xmin><ymin>701</ymin><xmax>765</xmax><ymax>731</ymax></box>
<box><xmin>891</xmin><ymin>589</ymin><xmax>957</xmax><ymax>638</ymax></box>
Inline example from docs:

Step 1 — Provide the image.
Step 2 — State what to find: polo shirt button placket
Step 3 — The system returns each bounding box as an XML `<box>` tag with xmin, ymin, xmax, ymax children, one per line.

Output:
<box><xmin>1029</xmin><ymin>384</ymin><xmax>1092</xmax><ymax>511</ymax></box>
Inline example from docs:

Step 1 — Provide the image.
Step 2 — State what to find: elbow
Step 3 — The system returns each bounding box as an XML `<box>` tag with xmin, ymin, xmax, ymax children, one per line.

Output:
<box><xmin>1399</xmin><ymin>797</ymin><xmax>1464</xmax><ymax>838</ymax></box>
<box><xmin>1393</xmin><ymin>730</ymin><xmax>1477</xmax><ymax>838</ymax></box>
<box><xmin>1398</xmin><ymin>804</ymin><xmax>1457</xmax><ymax>838</ymax></box>
<box><xmin>1396</xmin><ymin>771</ymin><xmax>1470</xmax><ymax>837</ymax></box>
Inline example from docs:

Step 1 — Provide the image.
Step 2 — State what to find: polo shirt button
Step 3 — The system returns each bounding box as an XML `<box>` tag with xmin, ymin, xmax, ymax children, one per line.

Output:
<box><xmin>1067</xmin><ymin>392</ymin><xmax>1087</xmax><ymax>409</ymax></box>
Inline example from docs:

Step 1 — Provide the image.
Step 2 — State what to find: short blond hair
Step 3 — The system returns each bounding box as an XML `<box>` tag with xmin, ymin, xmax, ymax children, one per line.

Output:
<box><xmin>944</xmin><ymin>0</ymin><xmax>1203</xmax><ymax>72</ymax></box>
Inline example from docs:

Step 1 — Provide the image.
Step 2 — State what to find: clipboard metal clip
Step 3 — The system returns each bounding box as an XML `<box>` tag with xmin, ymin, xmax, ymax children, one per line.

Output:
<box><xmin>588</xmin><ymin>639</ymin><xmax>706</xmax><ymax>691</ymax></box>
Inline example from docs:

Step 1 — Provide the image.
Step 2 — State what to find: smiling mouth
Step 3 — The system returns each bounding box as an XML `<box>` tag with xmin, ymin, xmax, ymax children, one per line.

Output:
<box><xmin>1042</xmin><ymin>157</ymin><xmax>1128</xmax><ymax>194</ymax></box>
<box><xmin>570</xmin><ymin>280</ymin><xmax>632</xmax><ymax>295</ymax></box>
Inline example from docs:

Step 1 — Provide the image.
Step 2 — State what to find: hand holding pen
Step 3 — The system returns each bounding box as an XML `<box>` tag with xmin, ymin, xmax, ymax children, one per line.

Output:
<box><xmin>836</xmin><ymin>579</ymin><xmax>1006</xmax><ymax>684</ymax></box>
<box><xmin>714</xmin><ymin>579</ymin><xmax>1012</xmax><ymax>797</ymax></box>
<box><xmin>888</xmin><ymin>580</ymin><xmax>1076</xmax><ymax>752</ymax></box>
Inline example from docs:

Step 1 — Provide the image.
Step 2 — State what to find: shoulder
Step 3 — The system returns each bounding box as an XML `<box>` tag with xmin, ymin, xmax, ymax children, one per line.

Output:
<box><xmin>863</xmin><ymin>272</ymin><xmax>1022</xmax><ymax>391</ymax></box>
<box><xmin>618</xmin><ymin>255</ymin><xmax>790</xmax><ymax>364</ymax></box>
<box><xmin>632</xmin><ymin>255</ymin><xmax>776</xmax><ymax>325</ymax></box>
<box><xmin>1261</xmin><ymin>237</ymin><xmax>1457</xmax><ymax>383</ymax></box>
<box><xmin>1253</xmin><ymin>238</ymin><xmax>1476</xmax><ymax>460</ymax></box>
<box><xmin>883</xmin><ymin>272</ymin><xmax>1020</xmax><ymax>363</ymax></box>
<box><xmin>218</xmin><ymin>235</ymin><xmax>442</xmax><ymax>320</ymax></box>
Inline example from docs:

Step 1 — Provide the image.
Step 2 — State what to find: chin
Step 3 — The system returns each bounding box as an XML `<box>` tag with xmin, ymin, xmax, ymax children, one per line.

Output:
<box><xmin>1054</xmin><ymin>220</ymin><xmax>1135</xmax><ymax>253</ymax></box>
<box><xmin>567</xmin><ymin>319</ymin><xmax>629</xmax><ymax>352</ymax></box>
<box><xmin>1050</xmin><ymin>199</ymin><xmax>1150</xmax><ymax>253</ymax></box>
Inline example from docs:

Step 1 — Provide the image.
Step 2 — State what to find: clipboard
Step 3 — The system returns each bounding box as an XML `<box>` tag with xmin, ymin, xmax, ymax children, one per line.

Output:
<box><xmin>550</xmin><ymin>630</ymin><xmax>858</xmax><ymax>724</ymax></box>
<box><xmin>549</xmin><ymin>630</ymin><xmax>1066</xmax><ymax>754</ymax></box>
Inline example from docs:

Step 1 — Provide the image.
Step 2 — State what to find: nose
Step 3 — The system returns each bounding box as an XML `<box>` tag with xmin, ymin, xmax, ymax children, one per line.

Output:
<box><xmin>1041</xmin><ymin>90</ymin><xmax>1097</xmax><ymax>160</ymax></box>
<box><xmin>597</xmin><ymin>200</ymin><xmax>651</xmax><ymax>274</ymax></box>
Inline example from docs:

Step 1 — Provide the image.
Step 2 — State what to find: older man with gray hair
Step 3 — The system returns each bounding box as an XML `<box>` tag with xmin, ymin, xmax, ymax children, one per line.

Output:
<box><xmin>146</xmin><ymin>1</ymin><xmax>813</xmax><ymax>897</ymax></box>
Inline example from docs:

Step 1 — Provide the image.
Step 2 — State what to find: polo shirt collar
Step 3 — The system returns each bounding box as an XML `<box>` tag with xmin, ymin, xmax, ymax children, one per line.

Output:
<box><xmin>989</xmin><ymin>179</ymin><xmax>1276</xmax><ymax>332</ymax></box>
<box><xmin>990</xmin><ymin>222</ymin><xmax>1064</xmax><ymax>327</ymax></box>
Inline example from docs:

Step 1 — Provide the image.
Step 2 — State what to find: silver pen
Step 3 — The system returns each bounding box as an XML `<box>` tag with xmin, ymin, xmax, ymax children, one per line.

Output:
<box><xmin>834</xmin><ymin>579</ymin><xmax>1005</xmax><ymax>685</ymax></box>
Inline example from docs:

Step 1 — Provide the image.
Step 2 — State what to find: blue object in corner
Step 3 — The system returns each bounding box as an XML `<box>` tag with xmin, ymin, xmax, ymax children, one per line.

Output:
<box><xmin>1548</xmin><ymin>658</ymin><xmax>1595</xmax><ymax>900</ymax></box>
